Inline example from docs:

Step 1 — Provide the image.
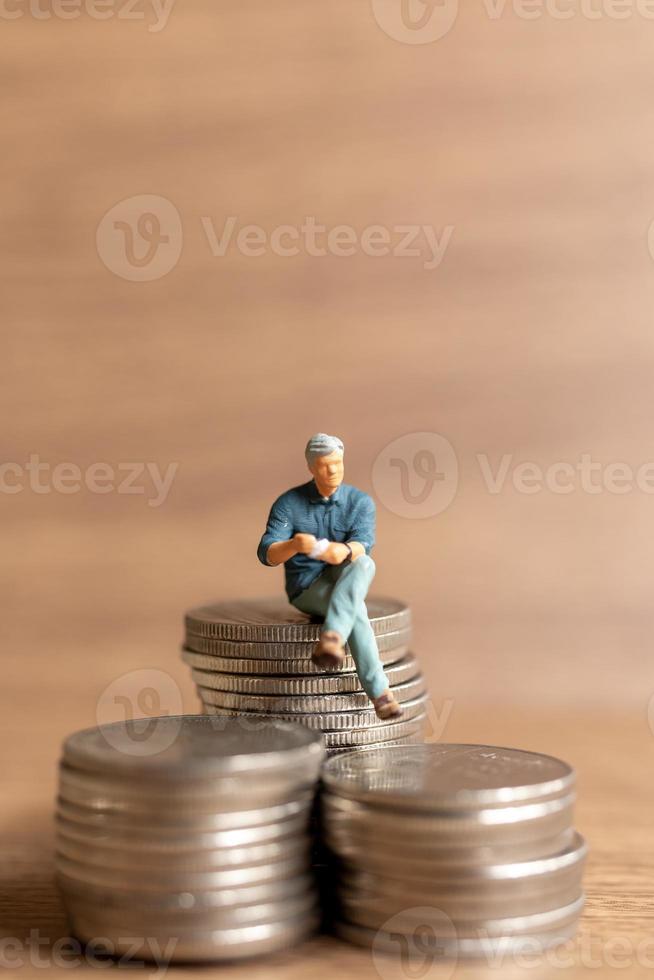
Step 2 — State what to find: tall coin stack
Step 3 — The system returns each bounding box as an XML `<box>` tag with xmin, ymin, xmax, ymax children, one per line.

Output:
<box><xmin>56</xmin><ymin>716</ymin><xmax>324</xmax><ymax>962</ymax></box>
<box><xmin>322</xmin><ymin>743</ymin><xmax>587</xmax><ymax>957</ymax></box>
<box><xmin>182</xmin><ymin>598</ymin><xmax>428</xmax><ymax>754</ymax></box>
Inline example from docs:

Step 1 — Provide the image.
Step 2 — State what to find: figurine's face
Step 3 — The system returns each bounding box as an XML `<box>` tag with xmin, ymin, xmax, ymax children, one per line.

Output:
<box><xmin>309</xmin><ymin>451</ymin><xmax>344</xmax><ymax>495</ymax></box>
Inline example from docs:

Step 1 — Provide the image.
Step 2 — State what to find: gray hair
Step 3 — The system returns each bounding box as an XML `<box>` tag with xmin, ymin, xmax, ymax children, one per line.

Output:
<box><xmin>305</xmin><ymin>433</ymin><xmax>344</xmax><ymax>464</ymax></box>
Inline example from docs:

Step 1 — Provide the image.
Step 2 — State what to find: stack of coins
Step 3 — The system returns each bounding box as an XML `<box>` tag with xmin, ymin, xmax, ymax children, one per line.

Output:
<box><xmin>321</xmin><ymin>743</ymin><xmax>587</xmax><ymax>957</ymax></box>
<box><xmin>56</xmin><ymin>715</ymin><xmax>324</xmax><ymax>962</ymax></box>
<box><xmin>182</xmin><ymin>598</ymin><xmax>428</xmax><ymax>754</ymax></box>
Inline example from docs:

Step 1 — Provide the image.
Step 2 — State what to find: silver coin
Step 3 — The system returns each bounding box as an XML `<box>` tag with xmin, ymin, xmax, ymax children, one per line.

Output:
<box><xmin>184</xmin><ymin>597</ymin><xmax>410</xmax><ymax>641</ymax></box>
<box><xmin>62</xmin><ymin>715</ymin><xmax>324</xmax><ymax>781</ymax></box>
<box><xmin>321</xmin><ymin>791</ymin><xmax>576</xmax><ymax>847</ymax></box>
<box><xmin>194</xmin><ymin>675</ymin><xmax>426</xmax><ymax>714</ymax></box>
<box><xmin>363</xmin><ymin>892</ymin><xmax>586</xmax><ymax>940</ymax></box>
<box><xmin>322</xmin><ymin>743</ymin><xmax>574</xmax><ymax>809</ymax></box>
<box><xmin>56</xmin><ymin>811</ymin><xmax>309</xmax><ymax>851</ymax></box>
<box><xmin>326</xmin><ymin>733</ymin><xmax>424</xmax><ymax>755</ymax></box>
<box><xmin>58</xmin><ymin>766</ymin><xmax>318</xmax><ymax>815</ymax></box>
<box><xmin>323</xmin><ymin>714</ymin><xmax>427</xmax><ymax>748</ymax></box>
<box><xmin>343</xmin><ymin>831</ymin><xmax>587</xmax><ymax>882</ymax></box>
<box><xmin>56</xmin><ymin>791</ymin><xmax>313</xmax><ymax>831</ymax></box>
<box><xmin>56</xmin><ymin>832</ymin><xmax>310</xmax><ymax>872</ymax></box>
<box><xmin>183</xmin><ymin>628</ymin><xmax>411</xmax><ymax>660</ymax></box>
<box><xmin>335</xmin><ymin>832</ymin><xmax>586</xmax><ymax>896</ymax></box>
<box><xmin>62</xmin><ymin>890</ymin><xmax>317</xmax><ymax>930</ymax></box>
<box><xmin>66</xmin><ymin>909</ymin><xmax>319</xmax><ymax>962</ymax></box>
<box><xmin>334</xmin><ymin>894</ymin><xmax>585</xmax><ymax>957</ymax></box>
<box><xmin>187</xmin><ymin>654</ymin><xmax>420</xmax><ymax>696</ymax></box>
<box><xmin>182</xmin><ymin>647</ymin><xmax>408</xmax><ymax>675</ymax></box>
<box><xmin>202</xmin><ymin>694</ymin><xmax>428</xmax><ymax>732</ymax></box>
<box><xmin>56</xmin><ymin>869</ymin><xmax>313</xmax><ymax>911</ymax></box>
<box><xmin>338</xmin><ymin>879</ymin><xmax>585</xmax><ymax>924</ymax></box>
<box><xmin>324</xmin><ymin>825</ymin><xmax>576</xmax><ymax>865</ymax></box>
<box><xmin>59</xmin><ymin>753</ymin><xmax>317</xmax><ymax>794</ymax></box>
<box><xmin>56</xmin><ymin>850</ymin><xmax>309</xmax><ymax>890</ymax></box>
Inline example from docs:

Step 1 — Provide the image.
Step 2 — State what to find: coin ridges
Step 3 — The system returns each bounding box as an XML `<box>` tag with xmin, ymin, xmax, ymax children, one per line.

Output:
<box><xmin>322</xmin><ymin>713</ymin><xmax>427</xmax><ymax>747</ymax></box>
<box><xmin>188</xmin><ymin>654</ymin><xmax>420</xmax><ymax>695</ymax></box>
<box><xmin>182</xmin><ymin>647</ymin><xmax>411</xmax><ymax>678</ymax></box>
<box><xmin>201</xmin><ymin>692</ymin><xmax>428</xmax><ymax>730</ymax></box>
<box><xmin>184</xmin><ymin>596</ymin><xmax>410</xmax><ymax>641</ymax></box>
<box><xmin>183</xmin><ymin>629</ymin><xmax>411</xmax><ymax>660</ymax></box>
<box><xmin>194</xmin><ymin>674</ymin><xmax>426</xmax><ymax>712</ymax></box>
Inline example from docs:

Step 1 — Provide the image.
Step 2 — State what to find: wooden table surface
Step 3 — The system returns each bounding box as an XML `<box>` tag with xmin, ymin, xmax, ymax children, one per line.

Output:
<box><xmin>4</xmin><ymin>0</ymin><xmax>654</xmax><ymax>975</ymax></box>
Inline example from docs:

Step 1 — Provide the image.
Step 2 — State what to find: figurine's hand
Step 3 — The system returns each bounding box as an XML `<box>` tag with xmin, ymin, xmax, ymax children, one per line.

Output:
<box><xmin>293</xmin><ymin>533</ymin><xmax>318</xmax><ymax>555</ymax></box>
<box><xmin>320</xmin><ymin>542</ymin><xmax>351</xmax><ymax>565</ymax></box>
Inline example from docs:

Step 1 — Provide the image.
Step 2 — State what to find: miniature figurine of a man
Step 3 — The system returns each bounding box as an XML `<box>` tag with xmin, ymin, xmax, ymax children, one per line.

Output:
<box><xmin>257</xmin><ymin>433</ymin><xmax>402</xmax><ymax>720</ymax></box>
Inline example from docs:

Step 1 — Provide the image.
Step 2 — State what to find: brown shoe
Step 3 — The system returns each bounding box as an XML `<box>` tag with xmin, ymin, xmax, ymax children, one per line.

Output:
<box><xmin>312</xmin><ymin>630</ymin><xmax>345</xmax><ymax>670</ymax></box>
<box><xmin>373</xmin><ymin>690</ymin><xmax>403</xmax><ymax>720</ymax></box>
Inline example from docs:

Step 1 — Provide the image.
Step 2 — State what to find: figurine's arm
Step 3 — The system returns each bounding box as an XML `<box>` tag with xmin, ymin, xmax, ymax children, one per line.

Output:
<box><xmin>267</xmin><ymin>535</ymin><xmax>316</xmax><ymax>566</ymax></box>
<box><xmin>257</xmin><ymin>497</ymin><xmax>317</xmax><ymax>567</ymax></box>
<box><xmin>319</xmin><ymin>541</ymin><xmax>365</xmax><ymax>564</ymax></box>
<box><xmin>320</xmin><ymin>495</ymin><xmax>376</xmax><ymax>565</ymax></box>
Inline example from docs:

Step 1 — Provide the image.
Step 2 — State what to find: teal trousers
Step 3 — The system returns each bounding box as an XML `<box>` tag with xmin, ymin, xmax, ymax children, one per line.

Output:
<box><xmin>291</xmin><ymin>554</ymin><xmax>388</xmax><ymax>700</ymax></box>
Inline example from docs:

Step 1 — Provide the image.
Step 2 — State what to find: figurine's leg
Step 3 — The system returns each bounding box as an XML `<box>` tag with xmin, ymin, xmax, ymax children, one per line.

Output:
<box><xmin>293</xmin><ymin>559</ymin><xmax>402</xmax><ymax>717</ymax></box>
<box><xmin>347</xmin><ymin>607</ymin><xmax>389</xmax><ymax>700</ymax></box>
<box><xmin>291</xmin><ymin>570</ymin><xmax>345</xmax><ymax>668</ymax></box>
<box><xmin>322</xmin><ymin>556</ymin><xmax>388</xmax><ymax>700</ymax></box>
<box><xmin>291</xmin><ymin>569</ymin><xmax>335</xmax><ymax>621</ymax></box>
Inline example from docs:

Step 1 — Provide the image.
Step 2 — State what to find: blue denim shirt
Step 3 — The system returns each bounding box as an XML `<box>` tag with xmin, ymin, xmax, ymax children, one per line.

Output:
<box><xmin>257</xmin><ymin>480</ymin><xmax>376</xmax><ymax>601</ymax></box>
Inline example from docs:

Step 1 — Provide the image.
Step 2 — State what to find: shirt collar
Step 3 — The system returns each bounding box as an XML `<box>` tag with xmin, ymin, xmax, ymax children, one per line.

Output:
<box><xmin>308</xmin><ymin>480</ymin><xmax>342</xmax><ymax>505</ymax></box>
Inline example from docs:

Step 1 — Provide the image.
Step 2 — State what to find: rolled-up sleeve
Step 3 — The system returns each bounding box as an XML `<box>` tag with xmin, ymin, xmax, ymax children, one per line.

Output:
<box><xmin>257</xmin><ymin>496</ymin><xmax>294</xmax><ymax>566</ymax></box>
<box><xmin>348</xmin><ymin>493</ymin><xmax>376</xmax><ymax>554</ymax></box>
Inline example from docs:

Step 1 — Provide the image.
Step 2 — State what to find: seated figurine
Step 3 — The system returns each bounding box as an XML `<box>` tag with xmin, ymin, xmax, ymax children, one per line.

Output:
<box><xmin>257</xmin><ymin>433</ymin><xmax>402</xmax><ymax>720</ymax></box>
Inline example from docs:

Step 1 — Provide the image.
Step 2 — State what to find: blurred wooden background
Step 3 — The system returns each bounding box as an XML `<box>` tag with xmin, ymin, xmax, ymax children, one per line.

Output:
<box><xmin>3</xmin><ymin>1</ymin><xmax>654</xmax><ymax>976</ymax></box>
